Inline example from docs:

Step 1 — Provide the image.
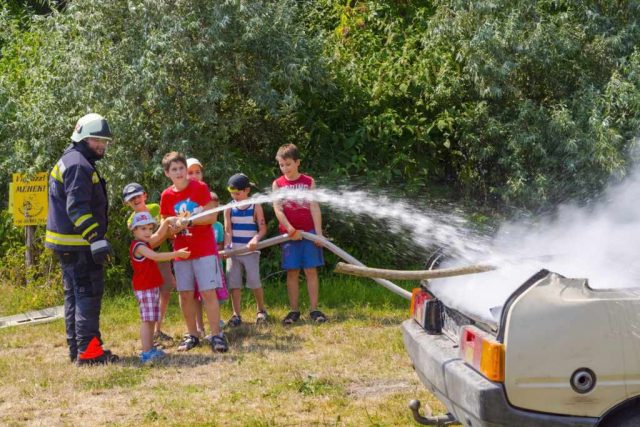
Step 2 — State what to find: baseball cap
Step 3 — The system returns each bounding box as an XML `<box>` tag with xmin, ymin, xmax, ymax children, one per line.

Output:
<box><xmin>122</xmin><ymin>182</ymin><xmax>145</xmax><ymax>202</ymax></box>
<box><xmin>227</xmin><ymin>173</ymin><xmax>253</xmax><ymax>190</ymax></box>
<box><xmin>129</xmin><ymin>212</ymin><xmax>157</xmax><ymax>230</ymax></box>
<box><xmin>186</xmin><ymin>158</ymin><xmax>203</xmax><ymax>170</ymax></box>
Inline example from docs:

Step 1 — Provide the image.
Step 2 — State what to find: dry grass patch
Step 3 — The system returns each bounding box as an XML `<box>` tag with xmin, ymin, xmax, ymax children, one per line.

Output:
<box><xmin>0</xmin><ymin>277</ymin><xmax>451</xmax><ymax>426</ymax></box>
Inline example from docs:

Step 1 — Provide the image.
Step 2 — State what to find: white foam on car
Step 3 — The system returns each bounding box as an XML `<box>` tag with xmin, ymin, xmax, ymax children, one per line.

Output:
<box><xmin>430</xmin><ymin>168</ymin><xmax>640</xmax><ymax>323</ymax></box>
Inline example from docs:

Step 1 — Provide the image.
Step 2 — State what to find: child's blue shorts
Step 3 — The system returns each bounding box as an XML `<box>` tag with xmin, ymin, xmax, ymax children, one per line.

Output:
<box><xmin>281</xmin><ymin>232</ymin><xmax>324</xmax><ymax>270</ymax></box>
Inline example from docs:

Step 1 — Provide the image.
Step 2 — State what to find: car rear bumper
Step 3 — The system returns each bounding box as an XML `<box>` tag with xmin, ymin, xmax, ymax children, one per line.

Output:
<box><xmin>401</xmin><ymin>319</ymin><xmax>598</xmax><ymax>426</ymax></box>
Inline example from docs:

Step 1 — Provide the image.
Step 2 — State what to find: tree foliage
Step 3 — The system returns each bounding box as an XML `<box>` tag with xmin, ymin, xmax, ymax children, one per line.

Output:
<box><xmin>2</xmin><ymin>0</ymin><xmax>640</xmax><ymax>286</ymax></box>
<box><xmin>3</xmin><ymin>0</ymin><xmax>640</xmax><ymax>208</ymax></box>
<box><xmin>0</xmin><ymin>0</ymin><xmax>325</xmax><ymax>201</ymax></box>
<box><xmin>301</xmin><ymin>0</ymin><xmax>640</xmax><ymax>208</ymax></box>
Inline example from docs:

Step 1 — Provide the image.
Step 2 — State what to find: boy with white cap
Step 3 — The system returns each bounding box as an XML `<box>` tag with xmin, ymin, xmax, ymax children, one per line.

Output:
<box><xmin>123</xmin><ymin>182</ymin><xmax>176</xmax><ymax>344</ymax></box>
<box><xmin>129</xmin><ymin>212</ymin><xmax>190</xmax><ymax>363</ymax></box>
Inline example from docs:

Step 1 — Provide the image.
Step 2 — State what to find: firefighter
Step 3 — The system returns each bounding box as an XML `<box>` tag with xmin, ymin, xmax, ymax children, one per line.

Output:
<box><xmin>45</xmin><ymin>113</ymin><xmax>119</xmax><ymax>365</ymax></box>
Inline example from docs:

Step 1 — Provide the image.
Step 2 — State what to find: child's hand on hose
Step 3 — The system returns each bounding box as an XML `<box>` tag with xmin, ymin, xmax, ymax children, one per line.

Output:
<box><xmin>175</xmin><ymin>247</ymin><xmax>191</xmax><ymax>259</ymax></box>
<box><xmin>287</xmin><ymin>227</ymin><xmax>303</xmax><ymax>240</ymax></box>
<box><xmin>176</xmin><ymin>211</ymin><xmax>192</xmax><ymax>229</ymax></box>
<box><xmin>247</xmin><ymin>237</ymin><xmax>259</xmax><ymax>251</ymax></box>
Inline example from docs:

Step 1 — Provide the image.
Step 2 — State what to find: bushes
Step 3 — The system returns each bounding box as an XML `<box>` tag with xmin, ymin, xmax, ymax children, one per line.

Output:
<box><xmin>0</xmin><ymin>211</ymin><xmax>62</xmax><ymax>314</ymax></box>
<box><xmin>3</xmin><ymin>1</ymin><xmax>640</xmax><ymax>209</ymax></box>
<box><xmin>0</xmin><ymin>0</ymin><xmax>326</xmax><ymax>201</ymax></box>
<box><xmin>300</xmin><ymin>0</ymin><xmax>640</xmax><ymax>209</ymax></box>
<box><xmin>2</xmin><ymin>1</ymin><xmax>640</xmax><ymax>295</ymax></box>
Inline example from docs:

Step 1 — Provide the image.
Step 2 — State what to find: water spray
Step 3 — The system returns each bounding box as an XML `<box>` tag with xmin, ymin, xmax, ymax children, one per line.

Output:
<box><xmin>186</xmin><ymin>187</ymin><xmax>488</xmax><ymax>259</ymax></box>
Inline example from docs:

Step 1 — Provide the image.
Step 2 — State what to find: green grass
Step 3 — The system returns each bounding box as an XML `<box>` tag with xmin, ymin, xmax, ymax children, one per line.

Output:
<box><xmin>0</xmin><ymin>274</ymin><xmax>453</xmax><ymax>426</ymax></box>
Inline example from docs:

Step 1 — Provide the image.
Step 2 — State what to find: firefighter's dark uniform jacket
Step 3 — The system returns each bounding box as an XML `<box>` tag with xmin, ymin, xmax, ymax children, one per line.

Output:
<box><xmin>45</xmin><ymin>143</ymin><xmax>108</xmax><ymax>250</ymax></box>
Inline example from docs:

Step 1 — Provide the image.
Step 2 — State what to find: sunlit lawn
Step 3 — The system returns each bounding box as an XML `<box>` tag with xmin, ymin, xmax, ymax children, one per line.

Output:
<box><xmin>0</xmin><ymin>275</ymin><xmax>449</xmax><ymax>426</ymax></box>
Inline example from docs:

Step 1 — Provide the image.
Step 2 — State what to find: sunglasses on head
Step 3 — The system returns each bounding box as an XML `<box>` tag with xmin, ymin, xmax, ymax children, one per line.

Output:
<box><xmin>227</xmin><ymin>186</ymin><xmax>241</xmax><ymax>193</ymax></box>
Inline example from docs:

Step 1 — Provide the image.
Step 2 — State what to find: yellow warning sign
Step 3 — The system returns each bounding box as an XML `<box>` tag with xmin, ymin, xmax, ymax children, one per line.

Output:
<box><xmin>12</xmin><ymin>173</ymin><xmax>48</xmax><ymax>226</ymax></box>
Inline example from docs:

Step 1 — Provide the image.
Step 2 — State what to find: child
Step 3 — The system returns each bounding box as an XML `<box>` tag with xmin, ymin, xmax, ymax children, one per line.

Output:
<box><xmin>185</xmin><ymin>158</ymin><xmax>207</xmax><ymax>336</ymax></box>
<box><xmin>186</xmin><ymin>157</ymin><xmax>204</xmax><ymax>182</ymax></box>
<box><xmin>186</xmin><ymin>158</ymin><xmax>228</xmax><ymax>331</ymax></box>
<box><xmin>272</xmin><ymin>144</ymin><xmax>327</xmax><ymax>324</ymax></box>
<box><xmin>129</xmin><ymin>212</ymin><xmax>190</xmax><ymax>363</ymax></box>
<box><xmin>210</xmin><ymin>191</ymin><xmax>230</xmax><ymax>308</ymax></box>
<box><xmin>210</xmin><ymin>191</ymin><xmax>225</xmax><ymax>252</ymax></box>
<box><xmin>160</xmin><ymin>152</ymin><xmax>228</xmax><ymax>352</ymax></box>
<box><xmin>123</xmin><ymin>182</ymin><xmax>176</xmax><ymax>344</ymax></box>
<box><xmin>223</xmin><ymin>173</ymin><xmax>268</xmax><ymax>326</ymax></box>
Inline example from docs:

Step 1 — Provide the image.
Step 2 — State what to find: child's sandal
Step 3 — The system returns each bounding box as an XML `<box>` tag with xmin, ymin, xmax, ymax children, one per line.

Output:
<box><xmin>206</xmin><ymin>334</ymin><xmax>228</xmax><ymax>353</ymax></box>
<box><xmin>309</xmin><ymin>310</ymin><xmax>327</xmax><ymax>323</ymax></box>
<box><xmin>228</xmin><ymin>314</ymin><xmax>242</xmax><ymax>327</ymax></box>
<box><xmin>256</xmin><ymin>310</ymin><xmax>269</xmax><ymax>324</ymax></box>
<box><xmin>282</xmin><ymin>311</ymin><xmax>300</xmax><ymax>325</ymax></box>
<box><xmin>177</xmin><ymin>334</ymin><xmax>199</xmax><ymax>351</ymax></box>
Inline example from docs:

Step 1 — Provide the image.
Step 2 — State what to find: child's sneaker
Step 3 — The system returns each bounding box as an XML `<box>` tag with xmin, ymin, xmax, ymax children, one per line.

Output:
<box><xmin>140</xmin><ymin>347</ymin><xmax>167</xmax><ymax>363</ymax></box>
<box><xmin>256</xmin><ymin>310</ymin><xmax>268</xmax><ymax>324</ymax></box>
<box><xmin>206</xmin><ymin>333</ymin><xmax>228</xmax><ymax>353</ymax></box>
<box><xmin>228</xmin><ymin>314</ymin><xmax>242</xmax><ymax>327</ymax></box>
<box><xmin>177</xmin><ymin>334</ymin><xmax>200</xmax><ymax>351</ymax></box>
<box><xmin>282</xmin><ymin>311</ymin><xmax>300</xmax><ymax>325</ymax></box>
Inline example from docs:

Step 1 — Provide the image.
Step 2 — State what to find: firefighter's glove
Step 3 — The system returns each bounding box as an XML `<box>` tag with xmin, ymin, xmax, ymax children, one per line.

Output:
<box><xmin>90</xmin><ymin>239</ymin><xmax>113</xmax><ymax>265</ymax></box>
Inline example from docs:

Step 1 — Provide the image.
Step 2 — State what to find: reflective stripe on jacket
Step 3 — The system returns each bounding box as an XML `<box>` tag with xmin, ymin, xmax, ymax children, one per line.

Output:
<box><xmin>45</xmin><ymin>143</ymin><xmax>108</xmax><ymax>251</ymax></box>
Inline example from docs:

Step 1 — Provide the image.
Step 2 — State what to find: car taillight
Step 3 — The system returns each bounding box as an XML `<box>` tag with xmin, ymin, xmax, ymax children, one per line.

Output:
<box><xmin>459</xmin><ymin>325</ymin><xmax>505</xmax><ymax>382</ymax></box>
<box><xmin>410</xmin><ymin>288</ymin><xmax>443</xmax><ymax>333</ymax></box>
<box><xmin>410</xmin><ymin>288</ymin><xmax>428</xmax><ymax>317</ymax></box>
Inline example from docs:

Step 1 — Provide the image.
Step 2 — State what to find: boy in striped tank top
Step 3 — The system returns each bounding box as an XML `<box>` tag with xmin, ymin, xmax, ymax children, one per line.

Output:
<box><xmin>223</xmin><ymin>173</ymin><xmax>268</xmax><ymax>326</ymax></box>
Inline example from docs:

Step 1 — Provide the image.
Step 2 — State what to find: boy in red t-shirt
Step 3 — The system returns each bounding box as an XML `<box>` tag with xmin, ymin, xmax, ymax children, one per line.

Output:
<box><xmin>272</xmin><ymin>143</ymin><xmax>327</xmax><ymax>325</ymax></box>
<box><xmin>160</xmin><ymin>152</ymin><xmax>228</xmax><ymax>353</ymax></box>
<box><xmin>129</xmin><ymin>212</ymin><xmax>190</xmax><ymax>363</ymax></box>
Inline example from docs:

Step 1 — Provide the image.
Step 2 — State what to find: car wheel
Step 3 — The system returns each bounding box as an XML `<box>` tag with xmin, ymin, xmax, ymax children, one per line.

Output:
<box><xmin>600</xmin><ymin>405</ymin><xmax>640</xmax><ymax>427</ymax></box>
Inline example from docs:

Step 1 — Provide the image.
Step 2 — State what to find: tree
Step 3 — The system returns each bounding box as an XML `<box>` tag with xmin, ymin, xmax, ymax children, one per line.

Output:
<box><xmin>0</xmin><ymin>0</ymin><xmax>327</xmax><ymax>203</ymax></box>
<box><xmin>300</xmin><ymin>0</ymin><xmax>640</xmax><ymax>208</ymax></box>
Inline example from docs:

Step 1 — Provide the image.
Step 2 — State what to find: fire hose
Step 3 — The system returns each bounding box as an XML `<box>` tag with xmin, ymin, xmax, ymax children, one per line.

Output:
<box><xmin>194</xmin><ymin>203</ymin><xmax>494</xmax><ymax>301</ymax></box>
<box><xmin>334</xmin><ymin>262</ymin><xmax>496</xmax><ymax>280</ymax></box>
<box><xmin>219</xmin><ymin>231</ymin><xmax>413</xmax><ymax>300</ymax></box>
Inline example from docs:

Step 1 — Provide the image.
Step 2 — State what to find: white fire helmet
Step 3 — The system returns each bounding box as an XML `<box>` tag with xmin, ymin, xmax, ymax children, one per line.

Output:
<box><xmin>71</xmin><ymin>113</ymin><xmax>113</xmax><ymax>142</ymax></box>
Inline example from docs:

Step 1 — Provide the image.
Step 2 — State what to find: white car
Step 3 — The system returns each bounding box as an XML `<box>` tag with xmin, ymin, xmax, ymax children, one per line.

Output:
<box><xmin>403</xmin><ymin>268</ymin><xmax>640</xmax><ymax>426</ymax></box>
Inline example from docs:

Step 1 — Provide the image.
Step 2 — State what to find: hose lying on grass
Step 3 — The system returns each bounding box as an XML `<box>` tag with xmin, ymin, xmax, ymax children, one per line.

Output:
<box><xmin>334</xmin><ymin>262</ymin><xmax>496</xmax><ymax>281</ymax></box>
